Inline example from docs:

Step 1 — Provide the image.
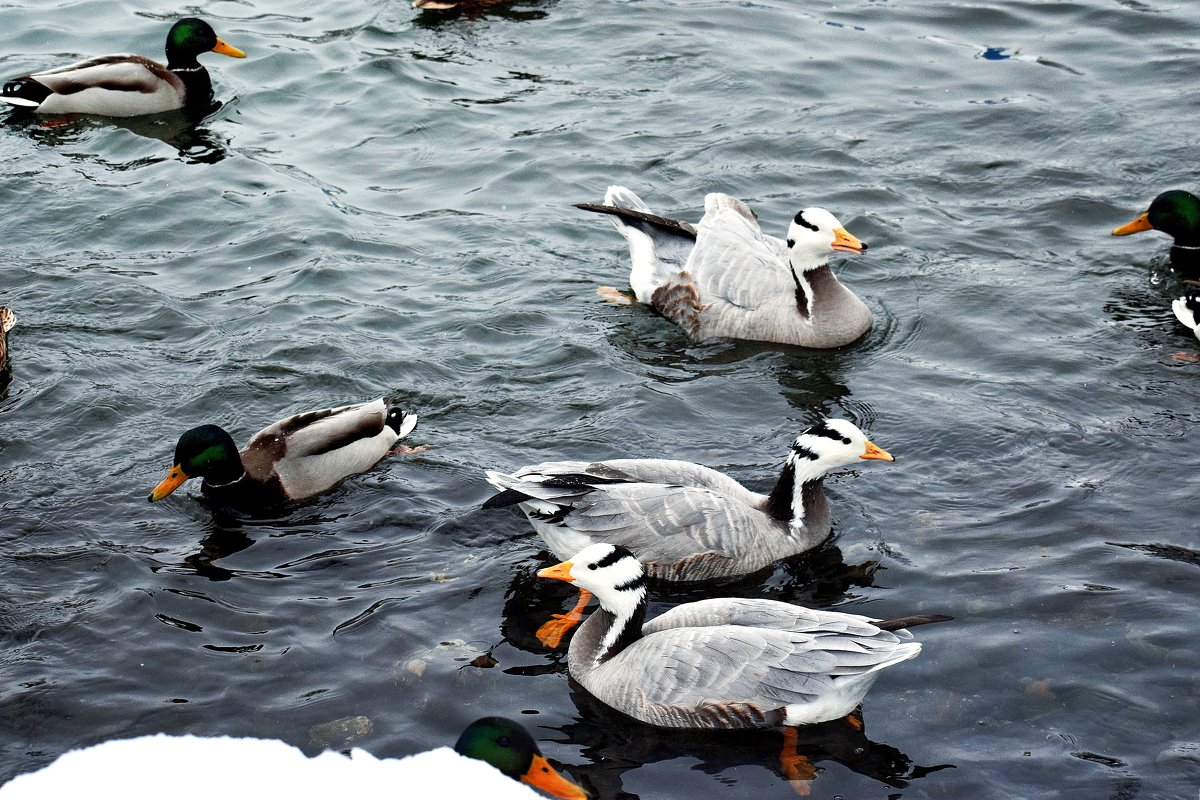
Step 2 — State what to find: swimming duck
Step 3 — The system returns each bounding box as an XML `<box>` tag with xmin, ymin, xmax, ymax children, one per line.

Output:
<box><xmin>1112</xmin><ymin>190</ymin><xmax>1200</xmax><ymax>277</ymax></box>
<box><xmin>1172</xmin><ymin>292</ymin><xmax>1200</xmax><ymax>341</ymax></box>
<box><xmin>485</xmin><ymin>418</ymin><xmax>893</xmax><ymax>646</ymax></box>
<box><xmin>149</xmin><ymin>397</ymin><xmax>417</xmax><ymax>509</ymax></box>
<box><xmin>0</xmin><ymin>18</ymin><xmax>245</xmax><ymax>117</ymax></box>
<box><xmin>455</xmin><ymin>717</ymin><xmax>588</xmax><ymax>799</ymax></box>
<box><xmin>538</xmin><ymin>543</ymin><xmax>949</xmax><ymax>732</ymax></box>
<box><xmin>0</xmin><ymin>718</ymin><xmax>586</xmax><ymax>799</ymax></box>
<box><xmin>576</xmin><ymin>186</ymin><xmax>872</xmax><ymax>348</ymax></box>
<box><xmin>0</xmin><ymin>307</ymin><xmax>14</xmax><ymax>374</ymax></box>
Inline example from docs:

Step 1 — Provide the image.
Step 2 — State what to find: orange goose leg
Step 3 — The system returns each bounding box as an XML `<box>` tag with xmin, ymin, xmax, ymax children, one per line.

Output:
<box><xmin>536</xmin><ymin>589</ymin><xmax>593</xmax><ymax>648</ymax></box>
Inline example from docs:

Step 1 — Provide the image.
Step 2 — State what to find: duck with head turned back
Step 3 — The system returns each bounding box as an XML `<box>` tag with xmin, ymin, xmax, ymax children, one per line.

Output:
<box><xmin>1112</xmin><ymin>190</ymin><xmax>1200</xmax><ymax>279</ymax></box>
<box><xmin>485</xmin><ymin>418</ymin><xmax>893</xmax><ymax>646</ymax></box>
<box><xmin>148</xmin><ymin>397</ymin><xmax>418</xmax><ymax>511</ymax></box>
<box><xmin>1</xmin><ymin>18</ymin><xmax>245</xmax><ymax>117</ymax></box>
<box><xmin>576</xmin><ymin>186</ymin><xmax>872</xmax><ymax>348</ymax></box>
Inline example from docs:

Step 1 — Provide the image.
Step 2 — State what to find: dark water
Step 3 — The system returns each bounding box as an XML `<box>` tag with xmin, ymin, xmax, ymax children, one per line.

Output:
<box><xmin>2</xmin><ymin>0</ymin><xmax>1199</xmax><ymax>797</ymax></box>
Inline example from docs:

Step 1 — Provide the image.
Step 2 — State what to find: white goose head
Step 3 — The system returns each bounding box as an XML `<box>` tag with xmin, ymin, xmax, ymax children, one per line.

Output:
<box><xmin>786</xmin><ymin>208</ymin><xmax>867</xmax><ymax>270</ymax></box>
<box><xmin>538</xmin><ymin>543</ymin><xmax>646</xmax><ymax>615</ymax></box>
<box><xmin>767</xmin><ymin>418</ymin><xmax>894</xmax><ymax>523</ymax></box>
<box><xmin>788</xmin><ymin>418</ymin><xmax>893</xmax><ymax>476</ymax></box>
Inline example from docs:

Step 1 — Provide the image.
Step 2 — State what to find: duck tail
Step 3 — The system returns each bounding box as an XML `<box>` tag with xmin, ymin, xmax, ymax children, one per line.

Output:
<box><xmin>384</xmin><ymin>403</ymin><xmax>417</xmax><ymax>438</ymax></box>
<box><xmin>1</xmin><ymin>78</ymin><xmax>50</xmax><ymax>108</ymax></box>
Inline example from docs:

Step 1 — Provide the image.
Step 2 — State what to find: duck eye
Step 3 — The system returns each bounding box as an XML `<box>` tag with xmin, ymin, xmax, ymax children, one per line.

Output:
<box><xmin>842</xmin><ymin>437</ymin><xmax>851</xmax><ymax>445</ymax></box>
<box><xmin>588</xmin><ymin>563</ymin><xmax>597</xmax><ymax>570</ymax></box>
<box><xmin>809</xmin><ymin>452</ymin><xmax>820</xmax><ymax>461</ymax></box>
<box><xmin>786</xmin><ymin>238</ymin><xmax>795</xmax><ymax>248</ymax></box>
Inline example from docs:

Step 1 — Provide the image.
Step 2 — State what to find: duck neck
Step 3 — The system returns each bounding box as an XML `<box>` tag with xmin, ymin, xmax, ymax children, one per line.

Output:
<box><xmin>167</xmin><ymin>53</ymin><xmax>213</xmax><ymax>104</ymax></box>
<box><xmin>591</xmin><ymin>579</ymin><xmax>647</xmax><ymax>667</ymax></box>
<box><xmin>765</xmin><ymin>455</ymin><xmax>828</xmax><ymax>526</ymax></box>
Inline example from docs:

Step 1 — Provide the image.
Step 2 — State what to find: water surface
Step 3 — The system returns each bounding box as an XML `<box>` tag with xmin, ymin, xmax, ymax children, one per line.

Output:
<box><xmin>1</xmin><ymin>1</ymin><xmax>1198</xmax><ymax>798</ymax></box>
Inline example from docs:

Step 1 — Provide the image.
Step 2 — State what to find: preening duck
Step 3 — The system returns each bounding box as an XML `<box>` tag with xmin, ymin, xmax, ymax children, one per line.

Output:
<box><xmin>485</xmin><ymin>418</ymin><xmax>892</xmax><ymax>645</ymax></box>
<box><xmin>0</xmin><ymin>718</ymin><xmax>586</xmax><ymax>800</ymax></box>
<box><xmin>1112</xmin><ymin>190</ymin><xmax>1200</xmax><ymax>278</ymax></box>
<box><xmin>148</xmin><ymin>397</ymin><xmax>418</xmax><ymax>510</ymax></box>
<box><xmin>538</xmin><ymin>543</ymin><xmax>949</xmax><ymax>732</ymax></box>
<box><xmin>576</xmin><ymin>186</ymin><xmax>872</xmax><ymax>348</ymax></box>
<box><xmin>0</xmin><ymin>18</ymin><xmax>245</xmax><ymax>117</ymax></box>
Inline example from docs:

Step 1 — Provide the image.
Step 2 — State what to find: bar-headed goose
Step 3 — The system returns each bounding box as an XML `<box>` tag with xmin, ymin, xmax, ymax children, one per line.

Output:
<box><xmin>0</xmin><ymin>18</ymin><xmax>245</xmax><ymax>117</ymax></box>
<box><xmin>149</xmin><ymin>397</ymin><xmax>418</xmax><ymax>510</ymax></box>
<box><xmin>576</xmin><ymin>186</ymin><xmax>872</xmax><ymax>348</ymax></box>
<box><xmin>485</xmin><ymin>418</ymin><xmax>892</xmax><ymax>646</ymax></box>
<box><xmin>539</xmin><ymin>543</ymin><xmax>949</xmax><ymax>734</ymax></box>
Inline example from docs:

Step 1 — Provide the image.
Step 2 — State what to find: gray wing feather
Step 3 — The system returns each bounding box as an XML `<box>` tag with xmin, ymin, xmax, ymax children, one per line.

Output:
<box><xmin>686</xmin><ymin>194</ymin><xmax>794</xmax><ymax>311</ymax></box>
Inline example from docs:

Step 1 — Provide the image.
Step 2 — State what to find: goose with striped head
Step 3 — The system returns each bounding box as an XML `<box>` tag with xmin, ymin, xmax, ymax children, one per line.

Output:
<box><xmin>576</xmin><ymin>186</ymin><xmax>872</xmax><ymax>348</ymax></box>
<box><xmin>1</xmin><ymin>18</ymin><xmax>245</xmax><ymax>117</ymax></box>
<box><xmin>1112</xmin><ymin>190</ymin><xmax>1200</xmax><ymax>279</ymax></box>
<box><xmin>538</xmin><ymin>543</ymin><xmax>948</xmax><ymax>776</ymax></box>
<box><xmin>485</xmin><ymin>418</ymin><xmax>893</xmax><ymax>646</ymax></box>
<box><xmin>149</xmin><ymin>397</ymin><xmax>418</xmax><ymax>511</ymax></box>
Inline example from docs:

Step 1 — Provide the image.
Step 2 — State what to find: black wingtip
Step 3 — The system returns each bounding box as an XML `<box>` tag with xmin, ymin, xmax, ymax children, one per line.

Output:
<box><xmin>875</xmin><ymin>614</ymin><xmax>954</xmax><ymax>632</ymax></box>
<box><xmin>482</xmin><ymin>488</ymin><xmax>528</xmax><ymax>509</ymax></box>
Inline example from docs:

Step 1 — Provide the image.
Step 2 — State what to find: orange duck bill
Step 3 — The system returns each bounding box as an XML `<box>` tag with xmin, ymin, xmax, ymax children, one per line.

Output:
<box><xmin>148</xmin><ymin>464</ymin><xmax>189</xmax><ymax>502</ymax></box>
<box><xmin>522</xmin><ymin>754</ymin><xmax>589</xmax><ymax>800</ymax></box>
<box><xmin>1112</xmin><ymin>212</ymin><xmax>1153</xmax><ymax>236</ymax></box>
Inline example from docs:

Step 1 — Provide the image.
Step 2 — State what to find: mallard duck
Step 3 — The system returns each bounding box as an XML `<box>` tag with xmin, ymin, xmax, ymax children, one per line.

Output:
<box><xmin>0</xmin><ymin>18</ymin><xmax>245</xmax><ymax>117</ymax></box>
<box><xmin>1172</xmin><ymin>293</ymin><xmax>1200</xmax><ymax>341</ymax></box>
<box><xmin>0</xmin><ymin>718</ymin><xmax>586</xmax><ymax>799</ymax></box>
<box><xmin>148</xmin><ymin>398</ymin><xmax>418</xmax><ymax>509</ymax></box>
<box><xmin>1112</xmin><ymin>190</ymin><xmax>1200</xmax><ymax>277</ymax></box>
<box><xmin>0</xmin><ymin>307</ymin><xmax>14</xmax><ymax>374</ymax></box>
<box><xmin>539</xmin><ymin>543</ymin><xmax>949</xmax><ymax>733</ymax></box>
<box><xmin>485</xmin><ymin>418</ymin><xmax>893</xmax><ymax>646</ymax></box>
<box><xmin>576</xmin><ymin>186</ymin><xmax>872</xmax><ymax>348</ymax></box>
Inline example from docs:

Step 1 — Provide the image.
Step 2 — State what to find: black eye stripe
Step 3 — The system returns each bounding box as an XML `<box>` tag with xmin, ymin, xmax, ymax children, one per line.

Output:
<box><xmin>794</xmin><ymin>212</ymin><xmax>819</xmax><ymax>232</ymax></box>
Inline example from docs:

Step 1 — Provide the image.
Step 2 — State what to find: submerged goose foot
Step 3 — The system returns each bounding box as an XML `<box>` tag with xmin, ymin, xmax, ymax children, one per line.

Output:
<box><xmin>779</xmin><ymin>728</ymin><xmax>817</xmax><ymax>796</ymax></box>
<box><xmin>596</xmin><ymin>286</ymin><xmax>635</xmax><ymax>305</ymax></box>
<box><xmin>842</xmin><ymin>709</ymin><xmax>864</xmax><ymax>730</ymax></box>
<box><xmin>387</xmin><ymin>444</ymin><xmax>428</xmax><ymax>456</ymax></box>
<box><xmin>1170</xmin><ymin>352</ymin><xmax>1200</xmax><ymax>362</ymax></box>
<box><xmin>535</xmin><ymin>589</ymin><xmax>593</xmax><ymax>648</ymax></box>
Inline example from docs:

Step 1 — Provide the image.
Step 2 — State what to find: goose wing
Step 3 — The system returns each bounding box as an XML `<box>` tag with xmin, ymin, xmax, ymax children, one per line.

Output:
<box><xmin>592</xmin><ymin>603</ymin><xmax>915</xmax><ymax>728</ymax></box>
<box><xmin>685</xmin><ymin>194</ymin><xmax>795</xmax><ymax>310</ymax></box>
<box><xmin>487</xmin><ymin>459</ymin><xmax>771</xmax><ymax>575</ymax></box>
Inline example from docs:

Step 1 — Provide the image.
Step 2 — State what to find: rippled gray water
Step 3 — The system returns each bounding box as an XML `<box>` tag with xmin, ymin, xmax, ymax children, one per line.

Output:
<box><xmin>2</xmin><ymin>0</ymin><xmax>1199</xmax><ymax>797</ymax></box>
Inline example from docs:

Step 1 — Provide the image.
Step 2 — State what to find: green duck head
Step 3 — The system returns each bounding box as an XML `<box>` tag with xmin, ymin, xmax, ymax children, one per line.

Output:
<box><xmin>1112</xmin><ymin>190</ymin><xmax>1200</xmax><ymax>245</ymax></box>
<box><xmin>454</xmin><ymin>717</ymin><xmax>587</xmax><ymax>799</ymax></box>
<box><xmin>165</xmin><ymin>18</ymin><xmax>246</xmax><ymax>66</ymax></box>
<box><xmin>148</xmin><ymin>424</ymin><xmax>243</xmax><ymax>502</ymax></box>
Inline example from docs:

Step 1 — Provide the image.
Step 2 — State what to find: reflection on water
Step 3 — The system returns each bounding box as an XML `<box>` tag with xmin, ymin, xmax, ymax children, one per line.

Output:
<box><xmin>3</xmin><ymin>103</ymin><xmax>229</xmax><ymax>164</ymax></box>
<box><xmin>558</xmin><ymin>680</ymin><xmax>953</xmax><ymax>798</ymax></box>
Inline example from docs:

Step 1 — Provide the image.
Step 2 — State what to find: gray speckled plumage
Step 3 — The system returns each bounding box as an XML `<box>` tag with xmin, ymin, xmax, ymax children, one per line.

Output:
<box><xmin>578</xmin><ymin>186</ymin><xmax>872</xmax><ymax>348</ymax></box>
<box><xmin>485</xmin><ymin>419</ymin><xmax>892</xmax><ymax>582</ymax></box>
<box><xmin>547</xmin><ymin>545</ymin><xmax>942</xmax><ymax>729</ymax></box>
